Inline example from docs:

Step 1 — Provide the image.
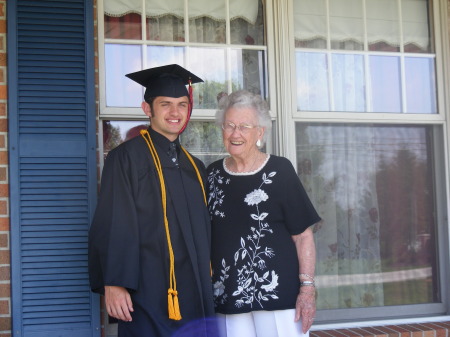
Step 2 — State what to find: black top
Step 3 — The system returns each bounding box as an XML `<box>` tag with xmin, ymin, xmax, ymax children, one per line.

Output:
<box><xmin>207</xmin><ymin>155</ymin><xmax>321</xmax><ymax>314</ymax></box>
<box><xmin>88</xmin><ymin>127</ymin><xmax>216</xmax><ymax>336</ymax></box>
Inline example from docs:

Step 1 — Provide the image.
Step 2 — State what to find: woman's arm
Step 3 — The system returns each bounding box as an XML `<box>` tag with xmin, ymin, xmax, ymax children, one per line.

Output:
<box><xmin>292</xmin><ymin>226</ymin><xmax>316</xmax><ymax>333</ymax></box>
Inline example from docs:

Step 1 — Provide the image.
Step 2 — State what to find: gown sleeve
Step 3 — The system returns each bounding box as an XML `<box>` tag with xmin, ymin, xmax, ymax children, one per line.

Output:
<box><xmin>88</xmin><ymin>146</ymin><xmax>141</xmax><ymax>294</ymax></box>
<box><xmin>279</xmin><ymin>156</ymin><xmax>321</xmax><ymax>235</ymax></box>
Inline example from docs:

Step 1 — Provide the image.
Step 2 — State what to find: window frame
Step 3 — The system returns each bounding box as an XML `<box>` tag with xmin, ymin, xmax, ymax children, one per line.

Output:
<box><xmin>281</xmin><ymin>0</ymin><xmax>450</xmax><ymax>324</ymax></box>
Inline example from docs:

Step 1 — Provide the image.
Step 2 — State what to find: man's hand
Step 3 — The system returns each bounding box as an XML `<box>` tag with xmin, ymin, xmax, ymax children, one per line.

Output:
<box><xmin>105</xmin><ymin>286</ymin><xmax>134</xmax><ymax>322</ymax></box>
<box><xmin>294</xmin><ymin>288</ymin><xmax>316</xmax><ymax>333</ymax></box>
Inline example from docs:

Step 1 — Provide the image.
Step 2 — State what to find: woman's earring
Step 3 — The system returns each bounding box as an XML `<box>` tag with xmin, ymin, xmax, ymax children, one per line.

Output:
<box><xmin>256</xmin><ymin>139</ymin><xmax>261</xmax><ymax>147</ymax></box>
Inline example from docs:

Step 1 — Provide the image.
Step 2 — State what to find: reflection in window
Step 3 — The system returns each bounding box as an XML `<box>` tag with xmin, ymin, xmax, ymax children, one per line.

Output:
<box><xmin>296</xmin><ymin>52</ymin><xmax>329</xmax><ymax>111</ymax></box>
<box><xmin>369</xmin><ymin>56</ymin><xmax>402</xmax><ymax>113</ymax></box>
<box><xmin>405</xmin><ymin>57</ymin><xmax>437</xmax><ymax>114</ymax></box>
<box><xmin>332</xmin><ymin>54</ymin><xmax>365</xmax><ymax>112</ymax></box>
<box><xmin>105</xmin><ymin>44</ymin><xmax>142</xmax><ymax>107</ymax></box>
<box><xmin>296</xmin><ymin>123</ymin><xmax>440</xmax><ymax>309</ymax></box>
<box><xmin>103</xmin><ymin>120</ymin><xmax>225</xmax><ymax>167</ymax></box>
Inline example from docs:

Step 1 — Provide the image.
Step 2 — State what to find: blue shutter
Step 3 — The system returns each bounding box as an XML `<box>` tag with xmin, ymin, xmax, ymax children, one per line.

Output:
<box><xmin>8</xmin><ymin>0</ymin><xmax>100</xmax><ymax>336</ymax></box>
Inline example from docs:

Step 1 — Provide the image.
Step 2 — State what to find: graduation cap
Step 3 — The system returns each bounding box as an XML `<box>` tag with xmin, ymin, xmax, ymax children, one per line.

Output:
<box><xmin>126</xmin><ymin>64</ymin><xmax>203</xmax><ymax>101</ymax></box>
<box><xmin>126</xmin><ymin>64</ymin><xmax>203</xmax><ymax>133</ymax></box>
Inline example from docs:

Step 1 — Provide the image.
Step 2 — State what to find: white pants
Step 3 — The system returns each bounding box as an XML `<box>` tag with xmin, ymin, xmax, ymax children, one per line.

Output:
<box><xmin>216</xmin><ymin>309</ymin><xmax>309</xmax><ymax>337</ymax></box>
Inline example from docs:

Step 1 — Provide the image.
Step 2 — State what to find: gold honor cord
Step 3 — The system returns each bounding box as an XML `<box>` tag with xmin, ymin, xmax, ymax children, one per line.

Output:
<box><xmin>140</xmin><ymin>130</ymin><xmax>206</xmax><ymax>320</ymax></box>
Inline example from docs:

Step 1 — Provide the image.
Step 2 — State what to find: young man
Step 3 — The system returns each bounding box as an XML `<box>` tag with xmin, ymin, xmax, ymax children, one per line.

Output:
<box><xmin>88</xmin><ymin>65</ymin><xmax>216</xmax><ymax>336</ymax></box>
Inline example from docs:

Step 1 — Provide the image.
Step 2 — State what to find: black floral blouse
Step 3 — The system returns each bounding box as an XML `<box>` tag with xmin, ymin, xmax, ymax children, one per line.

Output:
<box><xmin>207</xmin><ymin>155</ymin><xmax>321</xmax><ymax>314</ymax></box>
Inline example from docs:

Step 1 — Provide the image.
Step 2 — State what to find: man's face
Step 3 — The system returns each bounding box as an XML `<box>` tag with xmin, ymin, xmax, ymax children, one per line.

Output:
<box><xmin>142</xmin><ymin>96</ymin><xmax>189</xmax><ymax>141</ymax></box>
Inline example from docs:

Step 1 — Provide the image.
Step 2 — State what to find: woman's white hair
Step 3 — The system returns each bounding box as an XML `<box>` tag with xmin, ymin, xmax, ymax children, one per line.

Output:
<box><xmin>215</xmin><ymin>90</ymin><xmax>272</xmax><ymax>144</ymax></box>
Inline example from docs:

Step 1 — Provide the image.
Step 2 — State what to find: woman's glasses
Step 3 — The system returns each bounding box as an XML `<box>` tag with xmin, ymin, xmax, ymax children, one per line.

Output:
<box><xmin>222</xmin><ymin>122</ymin><xmax>259</xmax><ymax>134</ymax></box>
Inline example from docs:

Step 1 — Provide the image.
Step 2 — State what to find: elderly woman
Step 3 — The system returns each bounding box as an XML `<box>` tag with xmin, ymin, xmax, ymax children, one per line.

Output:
<box><xmin>207</xmin><ymin>90</ymin><xmax>321</xmax><ymax>337</ymax></box>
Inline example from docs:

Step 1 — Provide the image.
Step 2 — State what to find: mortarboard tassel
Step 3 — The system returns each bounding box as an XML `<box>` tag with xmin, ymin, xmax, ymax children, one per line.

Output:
<box><xmin>179</xmin><ymin>79</ymin><xmax>193</xmax><ymax>134</ymax></box>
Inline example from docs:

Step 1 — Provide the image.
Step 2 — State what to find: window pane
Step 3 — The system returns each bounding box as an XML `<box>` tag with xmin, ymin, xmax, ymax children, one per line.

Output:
<box><xmin>403</xmin><ymin>0</ymin><xmax>432</xmax><ymax>53</ymax></box>
<box><xmin>105</xmin><ymin>13</ymin><xmax>142</xmax><ymax>40</ymax></box>
<box><xmin>189</xmin><ymin>2</ymin><xmax>226</xmax><ymax>44</ymax></box>
<box><xmin>293</xmin><ymin>0</ymin><xmax>327</xmax><ymax>49</ymax></box>
<box><xmin>329</xmin><ymin>0</ymin><xmax>364</xmax><ymax>51</ymax></box>
<box><xmin>190</xmin><ymin>48</ymin><xmax>227</xmax><ymax>109</ymax></box>
<box><xmin>102</xmin><ymin>120</ymin><xmax>224</xmax><ymax>167</ymax></box>
<box><xmin>367</xmin><ymin>0</ymin><xmax>400</xmax><ymax>52</ymax></box>
<box><xmin>230</xmin><ymin>49</ymin><xmax>267</xmax><ymax>98</ymax></box>
<box><xmin>230</xmin><ymin>0</ymin><xmax>265</xmax><ymax>45</ymax></box>
<box><xmin>405</xmin><ymin>57</ymin><xmax>436</xmax><ymax>113</ymax></box>
<box><xmin>295</xmin><ymin>123</ymin><xmax>440</xmax><ymax>309</ymax></box>
<box><xmin>369</xmin><ymin>56</ymin><xmax>402</xmax><ymax>113</ymax></box>
<box><xmin>146</xmin><ymin>46</ymin><xmax>185</xmax><ymax>69</ymax></box>
<box><xmin>181</xmin><ymin>122</ymin><xmax>225</xmax><ymax>166</ymax></box>
<box><xmin>147</xmin><ymin>15</ymin><xmax>185</xmax><ymax>42</ymax></box>
<box><xmin>332</xmin><ymin>54</ymin><xmax>365</xmax><ymax>112</ymax></box>
<box><xmin>105</xmin><ymin>44</ymin><xmax>142</xmax><ymax>107</ymax></box>
<box><xmin>296</xmin><ymin>52</ymin><xmax>330</xmax><ymax>111</ymax></box>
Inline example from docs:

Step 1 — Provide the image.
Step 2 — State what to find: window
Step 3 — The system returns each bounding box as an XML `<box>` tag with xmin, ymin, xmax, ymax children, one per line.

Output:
<box><xmin>99</xmin><ymin>0</ymin><xmax>268</xmax><ymax>165</ymax></box>
<box><xmin>292</xmin><ymin>0</ymin><xmax>448</xmax><ymax>322</ymax></box>
<box><xmin>294</xmin><ymin>0</ymin><xmax>437</xmax><ymax>113</ymax></box>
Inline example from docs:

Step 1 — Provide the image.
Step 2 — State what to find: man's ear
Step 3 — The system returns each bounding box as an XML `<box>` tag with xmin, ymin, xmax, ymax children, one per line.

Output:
<box><xmin>142</xmin><ymin>101</ymin><xmax>152</xmax><ymax>118</ymax></box>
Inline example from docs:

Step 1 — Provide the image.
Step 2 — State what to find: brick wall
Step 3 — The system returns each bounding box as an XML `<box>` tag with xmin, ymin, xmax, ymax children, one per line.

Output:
<box><xmin>311</xmin><ymin>321</ymin><xmax>450</xmax><ymax>337</ymax></box>
<box><xmin>0</xmin><ymin>0</ymin><xmax>9</xmax><ymax>336</ymax></box>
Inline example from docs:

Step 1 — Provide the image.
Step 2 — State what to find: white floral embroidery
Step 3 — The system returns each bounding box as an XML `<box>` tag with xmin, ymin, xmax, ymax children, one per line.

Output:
<box><xmin>231</xmin><ymin>171</ymin><xmax>279</xmax><ymax>309</ymax></box>
<box><xmin>244</xmin><ymin>189</ymin><xmax>268</xmax><ymax>206</ymax></box>
<box><xmin>213</xmin><ymin>259</ymin><xmax>230</xmax><ymax>306</ymax></box>
<box><xmin>208</xmin><ymin>169</ymin><xmax>226</xmax><ymax>216</ymax></box>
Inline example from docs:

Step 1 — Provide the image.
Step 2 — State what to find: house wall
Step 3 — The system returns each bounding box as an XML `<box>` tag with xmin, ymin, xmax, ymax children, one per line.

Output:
<box><xmin>0</xmin><ymin>0</ymin><xmax>10</xmax><ymax>336</ymax></box>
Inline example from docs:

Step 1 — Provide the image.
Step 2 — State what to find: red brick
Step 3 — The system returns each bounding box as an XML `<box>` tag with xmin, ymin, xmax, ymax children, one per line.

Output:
<box><xmin>0</xmin><ymin>200</ymin><xmax>7</xmax><ymax>214</ymax></box>
<box><xmin>0</xmin><ymin>118</ymin><xmax>7</xmax><ymax>132</ymax></box>
<box><xmin>0</xmin><ymin>183</ymin><xmax>8</xmax><ymax>197</ymax></box>
<box><xmin>311</xmin><ymin>331</ymin><xmax>336</xmax><ymax>337</ymax></box>
<box><xmin>326</xmin><ymin>329</ymin><xmax>349</xmax><ymax>337</ymax></box>
<box><xmin>0</xmin><ymin>232</ymin><xmax>6</xmax><ymax>247</ymax></box>
<box><xmin>0</xmin><ymin>265</ymin><xmax>9</xmax><ymax>281</ymax></box>
<box><xmin>0</xmin><ymin>283</ymin><xmax>9</xmax><ymax>298</ymax></box>
<box><xmin>0</xmin><ymin>152</ymin><xmax>8</xmax><ymax>165</ymax></box>
<box><xmin>0</xmin><ymin>167</ymin><xmax>6</xmax><ymax>181</ymax></box>
<box><xmin>0</xmin><ymin>299</ymin><xmax>9</xmax><ymax>314</ymax></box>
<box><xmin>347</xmin><ymin>328</ymin><xmax>373</xmax><ymax>336</ymax></box>
<box><xmin>0</xmin><ymin>249</ymin><xmax>9</xmax><ymax>264</ymax></box>
<box><xmin>340</xmin><ymin>329</ymin><xmax>372</xmax><ymax>337</ymax></box>
<box><xmin>0</xmin><ymin>217</ymin><xmax>9</xmax><ymax>231</ymax></box>
<box><xmin>374</xmin><ymin>325</ymin><xmax>400</xmax><ymax>337</ymax></box>
<box><xmin>0</xmin><ymin>317</ymin><xmax>11</xmax><ymax>331</ymax></box>
<box><xmin>360</xmin><ymin>326</ymin><xmax>389</xmax><ymax>337</ymax></box>
<box><xmin>0</xmin><ymin>333</ymin><xmax>12</xmax><ymax>337</ymax></box>
<box><xmin>0</xmin><ymin>103</ymin><xmax>6</xmax><ymax>116</ymax></box>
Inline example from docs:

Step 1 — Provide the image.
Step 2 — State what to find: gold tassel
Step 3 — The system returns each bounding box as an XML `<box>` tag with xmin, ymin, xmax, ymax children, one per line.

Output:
<box><xmin>141</xmin><ymin>131</ymin><xmax>205</xmax><ymax>321</ymax></box>
<box><xmin>168</xmin><ymin>289</ymin><xmax>176</xmax><ymax>319</ymax></box>
<box><xmin>172</xmin><ymin>290</ymin><xmax>182</xmax><ymax>320</ymax></box>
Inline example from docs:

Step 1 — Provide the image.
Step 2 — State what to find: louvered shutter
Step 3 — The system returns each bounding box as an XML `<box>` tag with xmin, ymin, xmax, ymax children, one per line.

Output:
<box><xmin>8</xmin><ymin>1</ymin><xmax>100</xmax><ymax>336</ymax></box>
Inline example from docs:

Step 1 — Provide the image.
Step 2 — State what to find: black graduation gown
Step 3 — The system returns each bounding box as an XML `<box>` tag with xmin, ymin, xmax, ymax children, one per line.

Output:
<box><xmin>88</xmin><ymin>128</ymin><xmax>216</xmax><ymax>337</ymax></box>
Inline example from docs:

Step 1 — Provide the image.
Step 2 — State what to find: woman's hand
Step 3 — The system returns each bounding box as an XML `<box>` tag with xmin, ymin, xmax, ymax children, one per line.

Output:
<box><xmin>295</xmin><ymin>287</ymin><xmax>316</xmax><ymax>333</ymax></box>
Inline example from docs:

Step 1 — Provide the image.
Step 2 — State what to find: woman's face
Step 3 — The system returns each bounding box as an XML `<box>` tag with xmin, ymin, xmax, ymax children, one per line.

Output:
<box><xmin>222</xmin><ymin>107</ymin><xmax>264</xmax><ymax>159</ymax></box>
